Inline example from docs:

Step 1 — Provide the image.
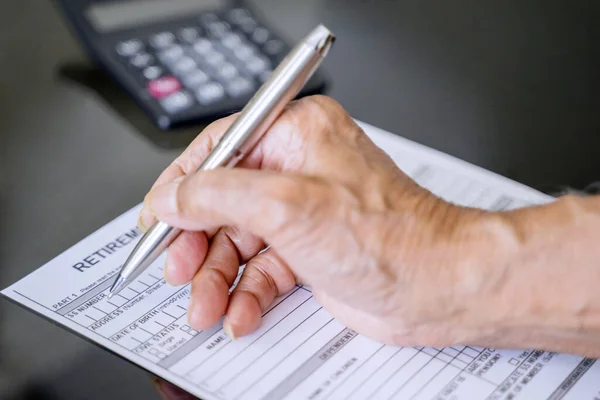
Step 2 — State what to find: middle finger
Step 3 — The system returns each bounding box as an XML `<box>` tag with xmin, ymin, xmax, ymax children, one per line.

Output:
<box><xmin>187</xmin><ymin>226</ymin><xmax>264</xmax><ymax>330</ymax></box>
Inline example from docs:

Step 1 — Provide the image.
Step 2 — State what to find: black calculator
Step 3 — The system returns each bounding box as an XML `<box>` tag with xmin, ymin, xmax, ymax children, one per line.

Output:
<box><xmin>54</xmin><ymin>0</ymin><xmax>329</xmax><ymax>130</ymax></box>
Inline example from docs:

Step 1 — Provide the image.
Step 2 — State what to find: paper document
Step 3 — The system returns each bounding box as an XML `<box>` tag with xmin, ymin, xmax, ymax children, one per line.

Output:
<box><xmin>2</xmin><ymin>121</ymin><xmax>598</xmax><ymax>400</ymax></box>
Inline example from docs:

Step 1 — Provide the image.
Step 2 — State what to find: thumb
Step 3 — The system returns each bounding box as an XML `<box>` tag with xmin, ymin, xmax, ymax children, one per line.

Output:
<box><xmin>144</xmin><ymin>168</ymin><xmax>350</xmax><ymax>246</ymax></box>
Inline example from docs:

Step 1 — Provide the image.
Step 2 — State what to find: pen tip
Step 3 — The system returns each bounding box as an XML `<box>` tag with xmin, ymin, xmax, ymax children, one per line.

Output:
<box><xmin>108</xmin><ymin>274</ymin><xmax>126</xmax><ymax>299</ymax></box>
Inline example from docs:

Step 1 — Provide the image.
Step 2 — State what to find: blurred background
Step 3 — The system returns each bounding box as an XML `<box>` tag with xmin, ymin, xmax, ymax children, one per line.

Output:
<box><xmin>1</xmin><ymin>1</ymin><xmax>600</xmax><ymax>399</ymax></box>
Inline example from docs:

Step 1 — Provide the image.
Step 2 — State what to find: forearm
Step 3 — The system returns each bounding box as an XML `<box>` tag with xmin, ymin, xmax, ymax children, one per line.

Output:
<box><xmin>482</xmin><ymin>194</ymin><xmax>600</xmax><ymax>356</ymax></box>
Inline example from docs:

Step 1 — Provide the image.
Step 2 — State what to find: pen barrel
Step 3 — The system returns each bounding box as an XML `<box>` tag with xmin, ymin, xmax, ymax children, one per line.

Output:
<box><xmin>119</xmin><ymin>222</ymin><xmax>181</xmax><ymax>283</ymax></box>
<box><xmin>196</xmin><ymin>25</ymin><xmax>335</xmax><ymax>172</ymax></box>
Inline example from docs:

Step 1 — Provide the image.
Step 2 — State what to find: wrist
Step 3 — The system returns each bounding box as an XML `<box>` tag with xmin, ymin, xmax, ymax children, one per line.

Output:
<box><xmin>379</xmin><ymin>196</ymin><xmax>522</xmax><ymax>346</ymax></box>
<box><xmin>462</xmin><ymin>195</ymin><xmax>600</xmax><ymax>353</ymax></box>
<box><xmin>452</xmin><ymin>208</ymin><xmax>522</xmax><ymax>325</ymax></box>
<box><xmin>384</xmin><ymin>192</ymin><xmax>518</xmax><ymax>322</ymax></box>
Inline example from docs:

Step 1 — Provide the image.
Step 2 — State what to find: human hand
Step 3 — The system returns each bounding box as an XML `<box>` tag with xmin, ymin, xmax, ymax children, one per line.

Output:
<box><xmin>138</xmin><ymin>95</ymin><xmax>510</xmax><ymax>347</ymax></box>
<box><xmin>151</xmin><ymin>377</ymin><xmax>197</xmax><ymax>400</ymax></box>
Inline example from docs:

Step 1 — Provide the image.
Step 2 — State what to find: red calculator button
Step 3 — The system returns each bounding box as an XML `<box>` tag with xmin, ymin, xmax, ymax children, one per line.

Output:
<box><xmin>147</xmin><ymin>76</ymin><xmax>182</xmax><ymax>99</ymax></box>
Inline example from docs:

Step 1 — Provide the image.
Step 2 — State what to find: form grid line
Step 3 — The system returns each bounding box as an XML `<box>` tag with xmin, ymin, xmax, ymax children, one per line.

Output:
<box><xmin>211</xmin><ymin>306</ymin><xmax>324</xmax><ymax>392</ymax></box>
<box><xmin>186</xmin><ymin>289</ymin><xmax>310</xmax><ymax>382</ymax></box>
<box><xmin>233</xmin><ymin>319</ymin><xmax>338</xmax><ymax>400</ymax></box>
<box><xmin>321</xmin><ymin>344</ymin><xmax>387</xmax><ymax>400</ymax></box>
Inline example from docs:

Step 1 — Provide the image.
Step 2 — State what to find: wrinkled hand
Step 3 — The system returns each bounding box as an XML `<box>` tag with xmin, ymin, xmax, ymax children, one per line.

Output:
<box><xmin>139</xmin><ymin>95</ymin><xmax>506</xmax><ymax>346</ymax></box>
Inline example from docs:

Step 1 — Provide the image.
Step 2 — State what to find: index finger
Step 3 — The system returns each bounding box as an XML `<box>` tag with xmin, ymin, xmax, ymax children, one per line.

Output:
<box><xmin>138</xmin><ymin>113</ymin><xmax>239</xmax><ymax>231</ymax></box>
<box><xmin>138</xmin><ymin>95</ymin><xmax>351</xmax><ymax>231</ymax></box>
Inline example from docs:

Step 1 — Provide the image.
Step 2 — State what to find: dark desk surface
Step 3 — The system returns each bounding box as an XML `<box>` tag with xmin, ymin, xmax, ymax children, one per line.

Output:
<box><xmin>2</xmin><ymin>1</ymin><xmax>599</xmax><ymax>399</ymax></box>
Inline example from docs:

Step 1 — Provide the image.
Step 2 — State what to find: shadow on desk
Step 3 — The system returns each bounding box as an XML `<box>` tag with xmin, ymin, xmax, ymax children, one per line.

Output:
<box><xmin>2</xmin><ymin>345</ymin><xmax>161</xmax><ymax>400</ymax></box>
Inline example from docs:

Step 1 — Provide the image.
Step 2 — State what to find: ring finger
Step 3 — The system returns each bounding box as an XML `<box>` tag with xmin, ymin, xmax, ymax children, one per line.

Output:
<box><xmin>187</xmin><ymin>226</ymin><xmax>264</xmax><ymax>330</ymax></box>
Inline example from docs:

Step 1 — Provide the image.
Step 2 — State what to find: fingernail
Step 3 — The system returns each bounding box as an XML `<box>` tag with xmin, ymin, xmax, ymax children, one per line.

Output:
<box><xmin>147</xmin><ymin>183</ymin><xmax>179</xmax><ymax>216</ymax></box>
<box><xmin>163</xmin><ymin>259</ymin><xmax>173</xmax><ymax>285</ymax></box>
<box><xmin>147</xmin><ymin>177</ymin><xmax>185</xmax><ymax>217</ymax></box>
<box><xmin>188</xmin><ymin>302</ymin><xmax>202</xmax><ymax>329</ymax></box>
<box><xmin>137</xmin><ymin>211</ymin><xmax>153</xmax><ymax>233</ymax></box>
<box><xmin>223</xmin><ymin>320</ymin><xmax>237</xmax><ymax>340</ymax></box>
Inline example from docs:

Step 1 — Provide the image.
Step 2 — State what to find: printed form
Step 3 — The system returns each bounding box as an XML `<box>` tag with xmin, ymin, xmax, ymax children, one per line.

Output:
<box><xmin>2</xmin><ymin>121</ymin><xmax>599</xmax><ymax>400</ymax></box>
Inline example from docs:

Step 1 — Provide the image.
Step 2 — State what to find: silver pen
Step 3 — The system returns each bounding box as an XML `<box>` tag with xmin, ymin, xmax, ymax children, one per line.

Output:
<box><xmin>108</xmin><ymin>24</ymin><xmax>335</xmax><ymax>298</ymax></box>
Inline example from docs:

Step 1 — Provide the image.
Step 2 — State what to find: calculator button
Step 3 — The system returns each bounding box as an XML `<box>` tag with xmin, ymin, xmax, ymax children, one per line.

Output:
<box><xmin>192</xmin><ymin>38</ymin><xmax>213</xmax><ymax>55</ymax></box>
<box><xmin>240</xmin><ymin>19</ymin><xmax>257</xmax><ymax>34</ymax></box>
<box><xmin>246</xmin><ymin>56</ymin><xmax>270</xmax><ymax>75</ymax></box>
<box><xmin>264</xmin><ymin>39</ymin><xmax>285</xmax><ymax>55</ymax></box>
<box><xmin>171</xmin><ymin>56</ymin><xmax>197</xmax><ymax>75</ymax></box>
<box><xmin>217</xmin><ymin>63</ymin><xmax>238</xmax><ymax>80</ymax></box>
<box><xmin>179</xmin><ymin>27</ymin><xmax>200</xmax><ymax>44</ymax></box>
<box><xmin>251</xmin><ymin>28</ymin><xmax>270</xmax><ymax>45</ymax></box>
<box><xmin>204</xmin><ymin>50</ymin><xmax>226</xmax><ymax>67</ymax></box>
<box><xmin>195</xmin><ymin>82</ymin><xmax>225</xmax><ymax>105</ymax></box>
<box><xmin>158</xmin><ymin>45</ymin><xmax>184</xmax><ymax>64</ymax></box>
<box><xmin>221</xmin><ymin>32</ymin><xmax>243</xmax><ymax>49</ymax></box>
<box><xmin>130</xmin><ymin>52</ymin><xmax>154</xmax><ymax>69</ymax></box>
<box><xmin>228</xmin><ymin>8</ymin><xmax>251</xmax><ymax>24</ymax></box>
<box><xmin>116</xmin><ymin>39</ymin><xmax>143</xmax><ymax>57</ymax></box>
<box><xmin>159</xmin><ymin>91</ymin><xmax>194</xmax><ymax>114</ymax></box>
<box><xmin>150</xmin><ymin>32</ymin><xmax>176</xmax><ymax>49</ymax></box>
<box><xmin>226</xmin><ymin>77</ymin><xmax>254</xmax><ymax>97</ymax></box>
<box><xmin>143</xmin><ymin>66</ymin><xmax>164</xmax><ymax>80</ymax></box>
<box><xmin>182</xmin><ymin>70</ymin><xmax>209</xmax><ymax>89</ymax></box>
<box><xmin>207</xmin><ymin>21</ymin><xmax>230</xmax><ymax>38</ymax></box>
<box><xmin>234</xmin><ymin>44</ymin><xmax>255</xmax><ymax>61</ymax></box>
<box><xmin>147</xmin><ymin>76</ymin><xmax>182</xmax><ymax>99</ymax></box>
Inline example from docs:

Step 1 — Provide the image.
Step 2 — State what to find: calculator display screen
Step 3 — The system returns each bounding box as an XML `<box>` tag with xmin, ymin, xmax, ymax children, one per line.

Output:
<box><xmin>86</xmin><ymin>0</ymin><xmax>223</xmax><ymax>33</ymax></box>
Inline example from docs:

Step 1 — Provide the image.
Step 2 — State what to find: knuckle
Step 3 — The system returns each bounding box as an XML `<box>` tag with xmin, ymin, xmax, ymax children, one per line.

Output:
<box><xmin>214</xmin><ymin>229</ymin><xmax>240</xmax><ymax>259</ymax></box>
<box><xmin>171</xmin><ymin>135</ymin><xmax>215</xmax><ymax>176</ymax></box>
<box><xmin>202</xmin><ymin>265</ymin><xmax>230</xmax><ymax>290</ymax></box>
<box><xmin>173</xmin><ymin>114</ymin><xmax>237</xmax><ymax>176</ymax></box>
<box><xmin>171</xmin><ymin>156</ymin><xmax>189</xmax><ymax>176</ymax></box>
<box><xmin>287</xmin><ymin>95</ymin><xmax>336</xmax><ymax>127</ymax></box>
<box><xmin>245</xmin><ymin>268</ymin><xmax>270</xmax><ymax>291</ymax></box>
<box><xmin>192</xmin><ymin>134</ymin><xmax>217</xmax><ymax>164</ymax></box>
<box><xmin>299</xmin><ymin>95</ymin><xmax>337</xmax><ymax>123</ymax></box>
<box><xmin>277</xmin><ymin>95</ymin><xmax>356</xmax><ymax>156</ymax></box>
<box><xmin>296</xmin><ymin>95</ymin><xmax>357</xmax><ymax>139</ymax></box>
<box><xmin>301</xmin><ymin>94</ymin><xmax>342</xmax><ymax>113</ymax></box>
<box><xmin>240</xmin><ymin>264</ymin><xmax>278</xmax><ymax>302</ymax></box>
<box><xmin>222</xmin><ymin>225</ymin><xmax>243</xmax><ymax>242</ymax></box>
